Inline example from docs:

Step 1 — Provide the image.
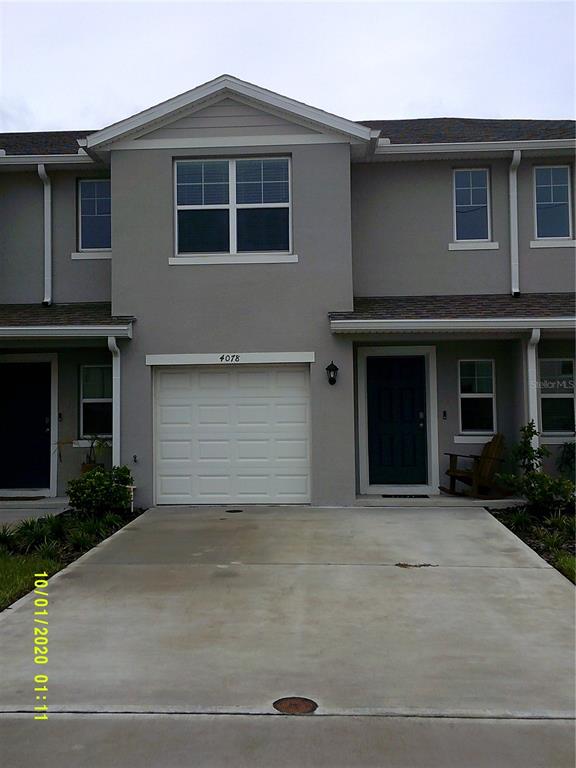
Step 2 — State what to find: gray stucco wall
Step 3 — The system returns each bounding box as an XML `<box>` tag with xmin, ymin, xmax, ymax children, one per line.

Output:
<box><xmin>0</xmin><ymin>169</ymin><xmax>111</xmax><ymax>305</ymax></box>
<box><xmin>517</xmin><ymin>158</ymin><xmax>575</xmax><ymax>294</ymax></box>
<box><xmin>351</xmin><ymin>157</ymin><xmax>574</xmax><ymax>297</ymax></box>
<box><xmin>111</xmin><ymin>142</ymin><xmax>356</xmax><ymax>507</ymax></box>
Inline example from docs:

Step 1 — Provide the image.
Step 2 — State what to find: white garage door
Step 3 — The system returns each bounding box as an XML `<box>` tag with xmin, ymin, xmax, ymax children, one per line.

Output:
<box><xmin>154</xmin><ymin>365</ymin><xmax>311</xmax><ymax>504</ymax></box>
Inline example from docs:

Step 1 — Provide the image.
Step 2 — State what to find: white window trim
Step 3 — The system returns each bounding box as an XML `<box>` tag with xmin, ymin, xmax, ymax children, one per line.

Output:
<box><xmin>452</xmin><ymin>167</ymin><xmax>493</xmax><ymax>244</ymax></box>
<box><xmin>538</xmin><ymin>357</ymin><xmax>576</xmax><ymax>436</ymax></box>
<box><xmin>71</xmin><ymin>251</ymin><xmax>111</xmax><ymax>260</ymax></box>
<box><xmin>357</xmin><ymin>346</ymin><xmax>440</xmax><ymax>496</ymax></box>
<box><xmin>80</xmin><ymin>364</ymin><xmax>113</xmax><ymax>439</ymax></box>
<box><xmin>173</xmin><ymin>157</ymin><xmax>293</xmax><ymax>259</ymax></box>
<box><xmin>533</xmin><ymin>165</ymin><xmax>573</xmax><ymax>241</ymax></box>
<box><xmin>0</xmin><ymin>353</ymin><xmax>58</xmax><ymax>497</ymax></box>
<box><xmin>458</xmin><ymin>359</ymin><xmax>497</xmax><ymax>436</ymax></box>
<box><xmin>78</xmin><ymin>178</ymin><xmax>112</xmax><ymax>253</ymax></box>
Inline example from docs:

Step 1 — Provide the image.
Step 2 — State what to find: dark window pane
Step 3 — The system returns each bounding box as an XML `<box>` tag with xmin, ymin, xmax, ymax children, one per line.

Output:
<box><xmin>177</xmin><ymin>184</ymin><xmax>202</xmax><ymax>205</ymax></box>
<box><xmin>203</xmin><ymin>183</ymin><xmax>229</xmax><ymax>205</ymax></box>
<box><xmin>81</xmin><ymin>215</ymin><xmax>111</xmax><ymax>249</ymax></box>
<box><xmin>454</xmin><ymin>170</ymin><xmax>470</xmax><ymax>189</ymax></box>
<box><xmin>541</xmin><ymin>398</ymin><xmax>575</xmax><ymax>433</ymax></box>
<box><xmin>263</xmin><ymin>159</ymin><xmax>289</xmax><ymax>182</ymax></box>
<box><xmin>551</xmin><ymin>167</ymin><xmax>569</xmax><ymax>185</ymax></box>
<box><xmin>80</xmin><ymin>181</ymin><xmax>96</xmax><ymax>199</ymax></box>
<box><xmin>203</xmin><ymin>161</ymin><xmax>229</xmax><ymax>184</ymax></box>
<box><xmin>537</xmin><ymin>203</ymin><xmax>570</xmax><ymax>238</ymax></box>
<box><xmin>237</xmin><ymin>208</ymin><xmax>289</xmax><ymax>252</ymax></box>
<box><xmin>236</xmin><ymin>159</ymin><xmax>262</xmax><ymax>183</ymax></box>
<box><xmin>536</xmin><ymin>185</ymin><xmax>552</xmax><ymax>203</ymax></box>
<box><xmin>82</xmin><ymin>366</ymin><xmax>112</xmax><ymax>398</ymax></box>
<box><xmin>237</xmin><ymin>182</ymin><xmax>262</xmax><ymax>204</ymax></box>
<box><xmin>83</xmin><ymin>402</ymin><xmax>112</xmax><ymax>436</ymax></box>
<box><xmin>177</xmin><ymin>210</ymin><xmax>229</xmax><ymax>253</ymax></box>
<box><xmin>535</xmin><ymin>168</ymin><xmax>551</xmax><ymax>186</ymax></box>
<box><xmin>456</xmin><ymin>205</ymin><xmax>489</xmax><ymax>240</ymax></box>
<box><xmin>263</xmin><ymin>181</ymin><xmax>289</xmax><ymax>203</ymax></box>
<box><xmin>177</xmin><ymin>163</ymin><xmax>202</xmax><ymax>184</ymax></box>
<box><xmin>461</xmin><ymin>398</ymin><xmax>494</xmax><ymax>432</ymax></box>
<box><xmin>470</xmin><ymin>170</ymin><xmax>488</xmax><ymax>188</ymax></box>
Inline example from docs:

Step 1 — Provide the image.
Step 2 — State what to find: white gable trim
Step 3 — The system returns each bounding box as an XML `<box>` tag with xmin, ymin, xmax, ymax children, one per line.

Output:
<box><xmin>86</xmin><ymin>75</ymin><xmax>374</xmax><ymax>149</ymax></box>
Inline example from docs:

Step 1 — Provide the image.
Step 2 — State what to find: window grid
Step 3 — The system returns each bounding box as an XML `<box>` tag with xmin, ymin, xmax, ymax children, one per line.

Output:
<box><xmin>533</xmin><ymin>165</ymin><xmax>573</xmax><ymax>240</ymax></box>
<box><xmin>175</xmin><ymin>158</ymin><xmax>292</xmax><ymax>256</ymax></box>
<box><xmin>453</xmin><ymin>168</ymin><xmax>492</xmax><ymax>242</ymax></box>
<box><xmin>78</xmin><ymin>179</ymin><xmax>112</xmax><ymax>252</ymax></box>
<box><xmin>458</xmin><ymin>359</ymin><xmax>496</xmax><ymax>435</ymax></box>
<box><xmin>80</xmin><ymin>364</ymin><xmax>113</xmax><ymax>439</ymax></box>
<box><xmin>539</xmin><ymin>358</ymin><xmax>575</xmax><ymax>435</ymax></box>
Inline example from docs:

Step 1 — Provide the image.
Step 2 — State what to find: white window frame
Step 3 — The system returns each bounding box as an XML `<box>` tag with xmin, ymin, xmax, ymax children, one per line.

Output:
<box><xmin>80</xmin><ymin>364</ymin><xmax>113</xmax><ymax>439</ymax></box>
<box><xmin>453</xmin><ymin>168</ymin><xmax>492</xmax><ymax>243</ymax></box>
<box><xmin>173</xmin><ymin>157</ymin><xmax>293</xmax><ymax>260</ymax></box>
<box><xmin>533</xmin><ymin>165</ymin><xmax>573</xmax><ymax>241</ymax></box>
<box><xmin>458</xmin><ymin>359</ymin><xmax>497</xmax><ymax>435</ymax></box>
<box><xmin>538</xmin><ymin>357</ymin><xmax>576</xmax><ymax>436</ymax></box>
<box><xmin>77</xmin><ymin>178</ymin><xmax>112</xmax><ymax>253</ymax></box>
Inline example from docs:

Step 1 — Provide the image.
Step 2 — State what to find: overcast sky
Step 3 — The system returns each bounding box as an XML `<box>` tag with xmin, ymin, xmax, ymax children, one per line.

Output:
<box><xmin>0</xmin><ymin>0</ymin><xmax>573</xmax><ymax>132</ymax></box>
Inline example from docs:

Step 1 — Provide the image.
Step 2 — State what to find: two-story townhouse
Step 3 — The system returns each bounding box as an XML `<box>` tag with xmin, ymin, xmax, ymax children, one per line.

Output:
<box><xmin>0</xmin><ymin>75</ymin><xmax>574</xmax><ymax>506</ymax></box>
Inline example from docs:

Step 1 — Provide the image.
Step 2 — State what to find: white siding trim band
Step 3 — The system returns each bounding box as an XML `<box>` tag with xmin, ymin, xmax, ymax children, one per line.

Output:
<box><xmin>331</xmin><ymin>317</ymin><xmax>575</xmax><ymax>332</ymax></box>
<box><xmin>145</xmin><ymin>352</ymin><xmax>315</xmax><ymax>366</ymax></box>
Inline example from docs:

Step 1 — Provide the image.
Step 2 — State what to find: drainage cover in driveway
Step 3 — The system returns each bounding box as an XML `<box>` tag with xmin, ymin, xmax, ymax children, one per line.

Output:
<box><xmin>273</xmin><ymin>697</ymin><xmax>318</xmax><ymax>714</ymax></box>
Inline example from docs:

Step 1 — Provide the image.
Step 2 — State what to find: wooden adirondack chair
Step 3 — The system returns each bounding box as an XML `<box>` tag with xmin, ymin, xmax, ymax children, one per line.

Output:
<box><xmin>441</xmin><ymin>434</ymin><xmax>505</xmax><ymax>498</ymax></box>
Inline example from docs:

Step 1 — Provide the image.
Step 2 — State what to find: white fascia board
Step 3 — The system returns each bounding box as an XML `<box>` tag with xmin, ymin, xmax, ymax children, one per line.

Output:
<box><xmin>330</xmin><ymin>317</ymin><xmax>575</xmax><ymax>332</ymax></box>
<box><xmin>0</xmin><ymin>154</ymin><xmax>95</xmax><ymax>166</ymax></box>
<box><xmin>0</xmin><ymin>325</ymin><xmax>132</xmax><ymax>339</ymax></box>
<box><xmin>375</xmin><ymin>138</ymin><xmax>576</xmax><ymax>157</ymax></box>
<box><xmin>86</xmin><ymin>75</ymin><xmax>372</xmax><ymax>149</ymax></box>
<box><xmin>146</xmin><ymin>352</ymin><xmax>315</xmax><ymax>366</ymax></box>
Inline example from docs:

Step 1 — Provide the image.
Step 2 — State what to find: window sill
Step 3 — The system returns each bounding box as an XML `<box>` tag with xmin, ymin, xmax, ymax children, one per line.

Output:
<box><xmin>169</xmin><ymin>253</ymin><xmax>299</xmax><ymax>265</ymax></box>
<box><xmin>448</xmin><ymin>242</ymin><xmax>499</xmax><ymax>251</ymax></box>
<box><xmin>72</xmin><ymin>439</ymin><xmax>111</xmax><ymax>448</ymax></box>
<box><xmin>454</xmin><ymin>434</ymin><xmax>494</xmax><ymax>444</ymax></box>
<box><xmin>71</xmin><ymin>251</ymin><xmax>112</xmax><ymax>260</ymax></box>
<box><xmin>540</xmin><ymin>435</ymin><xmax>575</xmax><ymax>445</ymax></box>
<box><xmin>529</xmin><ymin>240</ymin><xmax>576</xmax><ymax>249</ymax></box>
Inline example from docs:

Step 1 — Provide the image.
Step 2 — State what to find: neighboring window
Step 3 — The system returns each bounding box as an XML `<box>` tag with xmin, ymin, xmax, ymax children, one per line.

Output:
<box><xmin>459</xmin><ymin>360</ymin><xmax>496</xmax><ymax>433</ymax></box>
<box><xmin>534</xmin><ymin>166</ymin><xmax>572</xmax><ymax>239</ymax></box>
<box><xmin>79</xmin><ymin>180</ymin><xmax>111</xmax><ymax>250</ymax></box>
<box><xmin>454</xmin><ymin>169</ymin><xmax>490</xmax><ymax>241</ymax></box>
<box><xmin>539</xmin><ymin>359</ymin><xmax>575</xmax><ymax>434</ymax></box>
<box><xmin>80</xmin><ymin>365</ymin><xmax>112</xmax><ymax>437</ymax></box>
<box><xmin>175</xmin><ymin>158</ymin><xmax>290</xmax><ymax>255</ymax></box>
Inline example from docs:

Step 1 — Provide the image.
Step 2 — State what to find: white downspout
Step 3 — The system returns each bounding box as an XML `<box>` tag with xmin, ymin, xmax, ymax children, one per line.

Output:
<box><xmin>37</xmin><ymin>163</ymin><xmax>52</xmax><ymax>305</ymax></box>
<box><xmin>107</xmin><ymin>336</ymin><xmax>121</xmax><ymax>466</ymax></box>
<box><xmin>509</xmin><ymin>149</ymin><xmax>521</xmax><ymax>296</ymax></box>
<box><xmin>527</xmin><ymin>328</ymin><xmax>541</xmax><ymax>447</ymax></box>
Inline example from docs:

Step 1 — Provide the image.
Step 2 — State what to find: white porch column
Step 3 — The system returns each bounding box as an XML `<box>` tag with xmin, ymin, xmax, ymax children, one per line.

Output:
<box><xmin>107</xmin><ymin>336</ymin><xmax>121</xmax><ymax>465</ymax></box>
<box><xmin>526</xmin><ymin>328</ymin><xmax>541</xmax><ymax>447</ymax></box>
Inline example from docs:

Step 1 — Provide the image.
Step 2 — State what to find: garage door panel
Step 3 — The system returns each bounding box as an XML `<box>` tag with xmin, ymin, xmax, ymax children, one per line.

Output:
<box><xmin>155</xmin><ymin>364</ymin><xmax>311</xmax><ymax>504</ymax></box>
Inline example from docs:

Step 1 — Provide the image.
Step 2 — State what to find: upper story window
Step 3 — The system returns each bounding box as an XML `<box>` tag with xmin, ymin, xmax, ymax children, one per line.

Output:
<box><xmin>78</xmin><ymin>180</ymin><xmax>111</xmax><ymax>251</ymax></box>
<box><xmin>534</xmin><ymin>166</ymin><xmax>572</xmax><ymax>239</ymax></box>
<box><xmin>175</xmin><ymin>158</ymin><xmax>291</xmax><ymax>255</ymax></box>
<box><xmin>539</xmin><ymin>359</ymin><xmax>575</xmax><ymax>434</ymax></box>
<box><xmin>459</xmin><ymin>360</ymin><xmax>496</xmax><ymax>434</ymax></box>
<box><xmin>453</xmin><ymin>169</ymin><xmax>491</xmax><ymax>242</ymax></box>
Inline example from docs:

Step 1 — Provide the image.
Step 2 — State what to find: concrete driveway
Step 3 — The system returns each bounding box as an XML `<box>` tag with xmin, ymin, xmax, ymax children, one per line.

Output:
<box><xmin>0</xmin><ymin>506</ymin><xmax>574</xmax><ymax>767</ymax></box>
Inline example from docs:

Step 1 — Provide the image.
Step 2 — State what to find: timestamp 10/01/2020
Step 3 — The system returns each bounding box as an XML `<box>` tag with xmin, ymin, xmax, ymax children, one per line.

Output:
<box><xmin>33</xmin><ymin>573</ymin><xmax>49</xmax><ymax>720</ymax></box>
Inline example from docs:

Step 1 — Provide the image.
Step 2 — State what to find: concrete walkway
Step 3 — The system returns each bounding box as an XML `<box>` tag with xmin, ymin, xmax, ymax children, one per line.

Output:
<box><xmin>0</xmin><ymin>506</ymin><xmax>574</xmax><ymax>766</ymax></box>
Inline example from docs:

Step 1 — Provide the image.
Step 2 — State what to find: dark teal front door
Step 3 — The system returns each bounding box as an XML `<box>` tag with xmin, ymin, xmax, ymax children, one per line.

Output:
<box><xmin>367</xmin><ymin>356</ymin><xmax>428</xmax><ymax>485</ymax></box>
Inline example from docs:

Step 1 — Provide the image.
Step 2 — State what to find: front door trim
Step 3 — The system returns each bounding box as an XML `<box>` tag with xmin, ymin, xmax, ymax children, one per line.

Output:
<box><xmin>0</xmin><ymin>353</ymin><xmax>58</xmax><ymax>497</ymax></box>
<box><xmin>357</xmin><ymin>346</ymin><xmax>439</xmax><ymax>495</ymax></box>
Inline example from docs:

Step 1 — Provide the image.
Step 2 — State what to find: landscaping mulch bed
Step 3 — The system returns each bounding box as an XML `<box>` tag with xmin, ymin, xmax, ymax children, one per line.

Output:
<box><xmin>492</xmin><ymin>506</ymin><xmax>575</xmax><ymax>583</ymax></box>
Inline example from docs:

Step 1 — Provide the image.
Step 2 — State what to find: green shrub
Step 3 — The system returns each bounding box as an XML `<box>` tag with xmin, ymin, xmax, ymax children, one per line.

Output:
<box><xmin>12</xmin><ymin>519</ymin><xmax>50</xmax><ymax>554</ymax></box>
<box><xmin>67</xmin><ymin>466</ymin><xmax>134</xmax><ymax>516</ymax></box>
<box><xmin>499</xmin><ymin>471</ymin><xmax>575</xmax><ymax>518</ymax></box>
<box><xmin>510</xmin><ymin>421</ymin><xmax>550</xmax><ymax>474</ymax></box>
<box><xmin>557</xmin><ymin>442</ymin><xmax>575</xmax><ymax>479</ymax></box>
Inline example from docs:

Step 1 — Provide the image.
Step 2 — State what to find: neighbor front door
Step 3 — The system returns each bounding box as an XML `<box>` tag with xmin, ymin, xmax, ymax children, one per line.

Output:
<box><xmin>0</xmin><ymin>362</ymin><xmax>52</xmax><ymax>490</ymax></box>
<box><xmin>366</xmin><ymin>356</ymin><xmax>428</xmax><ymax>486</ymax></box>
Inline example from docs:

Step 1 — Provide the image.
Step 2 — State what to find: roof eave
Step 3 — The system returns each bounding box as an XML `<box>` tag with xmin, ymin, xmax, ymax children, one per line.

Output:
<box><xmin>330</xmin><ymin>317</ymin><xmax>575</xmax><ymax>332</ymax></box>
<box><xmin>375</xmin><ymin>138</ymin><xmax>576</xmax><ymax>156</ymax></box>
<box><xmin>86</xmin><ymin>75</ymin><xmax>373</xmax><ymax>150</ymax></box>
<box><xmin>0</xmin><ymin>324</ymin><xmax>133</xmax><ymax>339</ymax></box>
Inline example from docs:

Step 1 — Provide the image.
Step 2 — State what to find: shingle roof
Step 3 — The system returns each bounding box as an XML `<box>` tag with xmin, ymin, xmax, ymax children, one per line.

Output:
<box><xmin>329</xmin><ymin>293</ymin><xmax>576</xmax><ymax>321</ymax></box>
<box><xmin>0</xmin><ymin>302</ymin><xmax>134</xmax><ymax>326</ymax></box>
<box><xmin>0</xmin><ymin>118</ymin><xmax>574</xmax><ymax>156</ymax></box>
<box><xmin>0</xmin><ymin>131</ymin><xmax>92</xmax><ymax>155</ymax></box>
<box><xmin>358</xmin><ymin>118</ymin><xmax>576</xmax><ymax>144</ymax></box>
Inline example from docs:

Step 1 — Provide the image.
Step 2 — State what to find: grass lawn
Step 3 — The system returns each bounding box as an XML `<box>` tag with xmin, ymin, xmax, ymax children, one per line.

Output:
<box><xmin>0</xmin><ymin>553</ymin><xmax>63</xmax><ymax>612</ymax></box>
<box><xmin>493</xmin><ymin>508</ymin><xmax>575</xmax><ymax>583</ymax></box>
<box><xmin>0</xmin><ymin>507</ymin><xmax>141</xmax><ymax>612</ymax></box>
